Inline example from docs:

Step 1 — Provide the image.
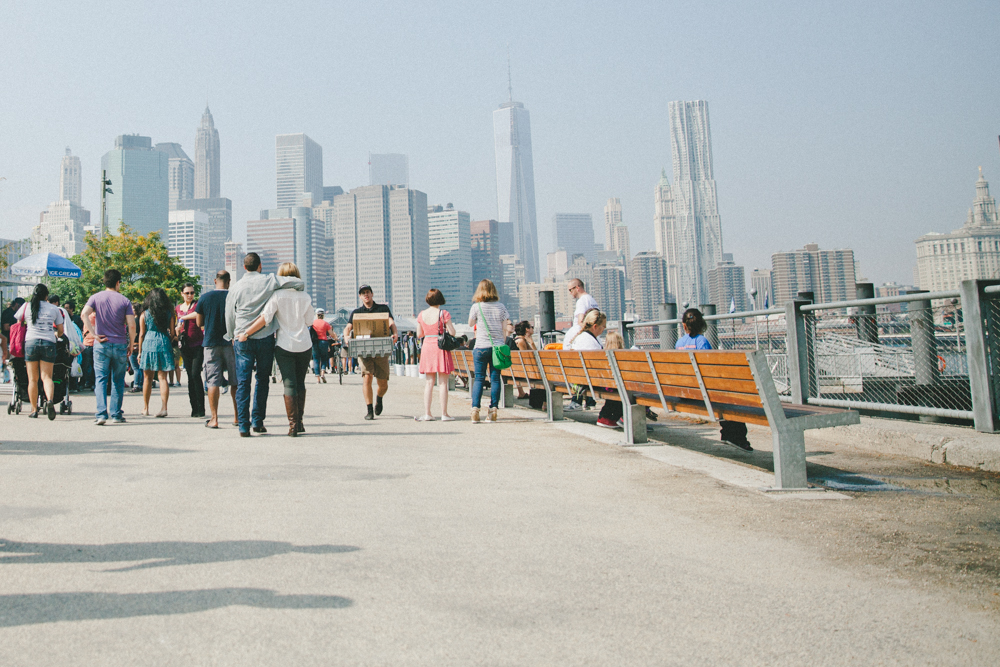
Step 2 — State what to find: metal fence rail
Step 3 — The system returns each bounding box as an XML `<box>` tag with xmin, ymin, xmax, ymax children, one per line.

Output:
<box><xmin>623</xmin><ymin>280</ymin><xmax>1000</xmax><ymax>431</ymax></box>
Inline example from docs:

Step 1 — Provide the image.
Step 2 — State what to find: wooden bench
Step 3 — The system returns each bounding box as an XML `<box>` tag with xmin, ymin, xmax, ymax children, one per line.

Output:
<box><xmin>607</xmin><ymin>349</ymin><xmax>860</xmax><ymax>489</ymax></box>
<box><xmin>535</xmin><ymin>350</ymin><xmax>624</xmax><ymax>422</ymax></box>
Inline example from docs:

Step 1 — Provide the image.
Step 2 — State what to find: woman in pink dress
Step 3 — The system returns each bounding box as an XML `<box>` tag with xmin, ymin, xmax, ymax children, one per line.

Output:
<box><xmin>415</xmin><ymin>288</ymin><xmax>457</xmax><ymax>422</ymax></box>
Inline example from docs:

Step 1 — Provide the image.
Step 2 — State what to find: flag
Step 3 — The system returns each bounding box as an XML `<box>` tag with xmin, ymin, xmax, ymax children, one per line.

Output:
<box><xmin>729</xmin><ymin>297</ymin><xmax>736</xmax><ymax>314</ymax></box>
<box><xmin>764</xmin><ymin>291</ymin><xmax>769</xmax><ymax>309</ymax></box>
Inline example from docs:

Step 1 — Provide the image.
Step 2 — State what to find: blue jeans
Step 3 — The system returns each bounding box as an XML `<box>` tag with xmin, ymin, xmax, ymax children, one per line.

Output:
<box><xmin>471</xmin><ymin>346</ymin><xmax>501</xmax><ymax>409</ymax></box>
<box><xmin>234</xmin><ymin>335</ymin><xmax>275</xmax><ymax>432</ymax></box>
<box><xmin>312</xmin><ymin>340</ymin><xmax>330</xmax><ymax>375</ymax></box>
<box><xmin>129</xmin><ymin>351</ymin><xmax>141</xmax><ymax>388</ymax></box>
<box><xmin>94</xmin><ymin>341</ymin><xmax>128</xmax><ymax>420</ymax></box>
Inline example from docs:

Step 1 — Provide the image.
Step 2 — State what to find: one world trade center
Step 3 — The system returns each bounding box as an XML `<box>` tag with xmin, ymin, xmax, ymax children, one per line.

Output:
<box><xmin>494</xmin><ymin>95</ymin><xmax>540</xmax><ymax>283</ymax></box>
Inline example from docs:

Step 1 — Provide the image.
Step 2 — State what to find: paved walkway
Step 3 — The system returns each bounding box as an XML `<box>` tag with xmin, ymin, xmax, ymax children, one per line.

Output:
<box><xmin>1</xmin><ymin>374</ymin><xmax>999</xmax><ymax>665</ymax></box>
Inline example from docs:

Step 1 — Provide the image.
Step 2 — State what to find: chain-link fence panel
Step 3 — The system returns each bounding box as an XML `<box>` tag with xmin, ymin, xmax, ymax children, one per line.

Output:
<box><xmin>804</xmin><ymin>304</ymin><xmax>972</xmax><ymax>416</ymax></box>
<box><xmin>985</xmin><ymin>297</ymin><xmax>1000</xmax><ymax>412</ymax></box>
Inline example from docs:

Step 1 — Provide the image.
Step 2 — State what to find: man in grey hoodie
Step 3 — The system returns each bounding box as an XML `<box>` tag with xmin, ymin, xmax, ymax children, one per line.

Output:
<box><xmin>226</xmin><ymin>252</ymin><xmax>304</xmax><ymax>437</ymax></box>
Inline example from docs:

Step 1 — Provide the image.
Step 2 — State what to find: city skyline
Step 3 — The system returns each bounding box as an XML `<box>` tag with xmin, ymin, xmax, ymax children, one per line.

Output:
<box><xmin>1</xmin><ymin>2</ymin><xmax>998</xmax><ymax>290</ymax></box>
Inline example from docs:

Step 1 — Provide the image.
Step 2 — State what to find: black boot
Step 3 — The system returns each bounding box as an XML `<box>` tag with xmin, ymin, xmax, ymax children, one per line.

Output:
<box><xmin>296</xmin><ymin>388</ymin><xmax>305</xmax><ymax>433</ymax></box>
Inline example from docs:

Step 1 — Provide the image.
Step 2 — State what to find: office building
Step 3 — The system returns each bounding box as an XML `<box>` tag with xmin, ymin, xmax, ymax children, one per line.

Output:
<box><xmin>276</xmin><ymin>133</ymin><xmax>323</xmax><ymax>208</ymax></box>
<box><xmin>631</xmin><ymin>252</ymin><xmax>669</xmax><ymax>321</ymax></box>
<box><xmin>771</xmin><ymin>243</ymin><xmax>856</xmax><ymax>305</ymax></box>
<box><xmin>499</xmin><ymin>254</ymin><xmax>524</xmax><ymax>320</ymax></box>
<box><xmin>471</xmin><ymin>219</ymin><xmax>501</xmax><ymax>288</ymax></box>
<box><xmin>593</xmin><ymin>265</ymin><xmax>626</xmax><ymax>322</ymax></box>
<box><xmin>427</xmin><ymin>204</ymin><xmax>473</xmax><ymax>311</ymax></box>
<box><xmin>655</xmin><ymin>101</ymin><xmax>725</xmax><ymax>308</ymax></box>
<box><xmin>369</xmin><ymin>153</ymin><xmax>409</xmax><ymax>186</ymax></box>
<box><xmin>101</xmin><ymin>135</ymin><xmax>169</xmax><ymax>236</ymax></box>
<box><xmin>547</xmin><ymin>249</ymin><xmax>569</xmax><ymax>279</ymax></box>
<box><xmin>518</xmin><ymin>276</ymin><xmax>575</xmax><ymax>323</ymax></box>
<box><xmin>194</xmin><ymin>107</ymin><xmax>221</xmax><ymax>200</ymax></box>
<box><xmin>494</xmin><ymin>95</ymin><xmax>540</xmax><ymax>282</ymax></box>
<box><xmin>155</xmin><ymin>143</ymin><xmax>194</xmax><ymax>210</ymax></box>
<box><xmin>332</xmin><ymin>185</ymin><xmax>430</xmax><ymax>318</ymax></box>
<box><xmin>0</xmin><ymin>238</ymin><xmax>31</xmax><ymax>303</ymax></box>
<box><xmin>603</xmin><ymin>198</ymin><xmax>622</xmax><ymax>252</ymax></box>
<box><xmin>708</xmin><ymin>254</ymin><xmax>748</xmax><ymax>313</ymax></box>
<box><xmin>224</xmin><ymin>241</ymin><xmax>245</xmax><ymax>281</ymax></box>
<box><xmin>915</xmin><ymin>169</ymin><xmax>1000</xmax><ymax>292</ymax></box>
<box><xmin>322</xmin><ymin>186</ymin><xmax>344</xmax><ymax>204</ymax></box>
<box><xmin>247</xmin><ymin>207</ymin><xmax>330</xmax><ymax>309</ymax></box>
<box><xmin>168</xmin><ymin>210</ymin><xmax>210</xmax><ymax>288</ymax></box>
<box><xmin>553</xmin><ymin>213</ymin><xmax>595</xmax><ymax>264</ymax></box>
<box><xmin>566</xmin><ymin>254</ymin><xmax>594</xmax><ymax>295</ymax></box>
<box><xmin>31</xmin><ymin>201</ymin><xmax>90</xmax><ymax>257</ymax></box>
<box><xmin>750</xmin><ymin>268</ymin><xmax>774</xmax><ymax>309</ymax></box>
<box><xmin>59</xmin><ymin>148</ymin><xmax>81</xmax><ymax>206</ymax></box>
<box><xmin>175</xmin><ymin>198</ymin><xmax>232</xmax><ymax>273</ymax></box>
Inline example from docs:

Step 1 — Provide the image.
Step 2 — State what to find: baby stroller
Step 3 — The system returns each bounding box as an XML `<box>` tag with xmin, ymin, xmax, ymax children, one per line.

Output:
<box><xmin>40</xmin><ymin>336</ymin><xmax>73</xmax><ymax>415</ymax></box>
<box><xmin>6</xmin><ymin>357</ymin><xmax>28</xmax><ymax>415</ymax></box>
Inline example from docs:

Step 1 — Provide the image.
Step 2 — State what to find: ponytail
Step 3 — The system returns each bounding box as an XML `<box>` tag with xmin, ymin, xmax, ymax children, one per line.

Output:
<box><xmin>29</xmin><ymin>283</ymin><xmax>49</xmax><ymax>324</ymax></box>
<box><xmin>566</xmin><ymin>308</ymin><xmax>607</xmax><ymax>346</ymax></box>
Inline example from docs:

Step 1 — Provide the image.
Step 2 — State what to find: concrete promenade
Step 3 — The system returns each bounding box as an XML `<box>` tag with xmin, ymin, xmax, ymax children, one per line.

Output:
<box><xmin>1</xmin><ymin>373</ymin><xmax>999</xmax><ymax>665</ymax></box>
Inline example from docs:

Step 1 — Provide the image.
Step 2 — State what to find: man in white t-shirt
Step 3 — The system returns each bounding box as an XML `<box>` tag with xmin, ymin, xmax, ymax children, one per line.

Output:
<box><xmin>563</xmin><ymin>278</ymin><xmax>599</xmax><ymax>410</ymax></box>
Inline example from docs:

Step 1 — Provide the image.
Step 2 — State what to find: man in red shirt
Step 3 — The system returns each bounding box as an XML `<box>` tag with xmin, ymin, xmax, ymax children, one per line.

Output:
<box><xmin>311</xmin><ymin>308</ymin><xmax>333</xmax><ymax>383</ymax></box>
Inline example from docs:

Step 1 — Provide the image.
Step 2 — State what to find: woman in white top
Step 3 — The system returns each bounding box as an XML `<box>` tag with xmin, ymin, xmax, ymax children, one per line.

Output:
<box><xmin>237</xmin><ymin>262</ymin><xmax>314</xmax><ymax>437</ymax></box>
<box><xmin>15</xmin><ymin>283</ymin><xmax>65</xmax><ymax>419</ymax></box>
<box><xmin>467</xmin><ymin>279</ymin><xmax>511</xmax><ymax>423</ymax></box>
<box><xmin>566</xmin><ymin>308</ymin><xmax>606</xmax><ymax>351</ymax></box>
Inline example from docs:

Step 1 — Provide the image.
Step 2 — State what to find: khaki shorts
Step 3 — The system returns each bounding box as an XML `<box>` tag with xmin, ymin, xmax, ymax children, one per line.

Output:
<box><xmin>358</xmin><ymin>356</ymin><xmax>390</xmax><ymax>380</ymax></box>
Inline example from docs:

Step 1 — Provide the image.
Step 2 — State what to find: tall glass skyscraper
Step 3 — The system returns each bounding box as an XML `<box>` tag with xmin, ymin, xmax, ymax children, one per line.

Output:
<box><xmin>276</xmin><ymin>133</ymin><xmax>323</xmax><ymax>208</ymax></box>
<box><xmin>101</xmin><ymin>135</ymin><xmax>169</xmax><ymax>237</ymax></box>
<box><xmin>155</xmin><ymin>142</ymin><xmax>194</xmax><ymax>210</ymax></box>
<box><xmin>656</xmin><ymin>101</ymin><xmax>724</xmax><ymax>307</ymax></box>
<box><xmin>553</xmin><ymin>213</ymin><xmax>595</xmax><ymax>264</ymax></box>
<box><xmin>428</xmin><ymin>205</ymin><xmax>473</xmax><ymax>309</ymax></box>
<box><xmin>59</xmin><ymin>148</ymin><xmax>81</xmax><ymax>206</ymax></box>
<box><xmin>194</xmin><ymin>107</ymin><xmax>221</xmax><ymax>199</ymax></box>
<box><xmin>494</xmin><ymin>99</ymin><xmax>540</xmax><ymax>283</ymax></box>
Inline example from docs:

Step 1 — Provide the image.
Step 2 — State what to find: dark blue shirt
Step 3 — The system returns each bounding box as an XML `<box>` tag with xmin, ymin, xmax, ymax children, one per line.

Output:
<box><xmin>196</xmin><ymin>289</ymin><xmax>230</xmax><ymax>347</ymax></box>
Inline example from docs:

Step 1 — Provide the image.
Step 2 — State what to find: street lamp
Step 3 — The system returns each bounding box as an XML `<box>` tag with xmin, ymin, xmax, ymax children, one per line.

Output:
<box><xmin>100</xmin><ymin>170</ymin><xmax>113</xmax><ymax>237</ymax></box>
<box><xmin>750</xmin><ymin>288</ymin><xmax>759</xmax><ymax>350</ymax></box>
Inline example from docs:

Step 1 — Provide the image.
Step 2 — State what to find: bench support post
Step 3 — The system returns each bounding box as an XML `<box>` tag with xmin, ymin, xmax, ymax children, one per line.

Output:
<box><xmin>627</xmin><ymin>403</ymin><xmax>647</xmax><ymax>445</ymax></box>
<box><xmin>502</xmin><ymin>382</ymin><xmax>514</xmax><ymax>409</ymax></box>
<box><xmin>772</xmin><ymin>424</ymin><xmax>808</xmax><ymax>490</ymax></box>
<box><xmin>534</xmin><ymin>350</ymin><xmax>562</xmax><ymax>422</ymax></box>
<box><xmin>448</xmin><ymin>375</ymin><xmax>456</xmax><ymax>391</ymax></box>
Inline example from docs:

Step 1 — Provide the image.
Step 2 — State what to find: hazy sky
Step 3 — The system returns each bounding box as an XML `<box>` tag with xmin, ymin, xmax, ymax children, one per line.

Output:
<box><xmin>1</xmin><ymin>0</ymin><xmax>998</xmax><ymax>287</ymax></box>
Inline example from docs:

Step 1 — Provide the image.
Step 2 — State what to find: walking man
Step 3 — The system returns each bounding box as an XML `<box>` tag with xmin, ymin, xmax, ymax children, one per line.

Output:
<box><xmin>185</xmin><ymin>270</ymin><xmax>238</xmax><ymax>429</ymax></box>
<box><xmin>225</xmin><ymin>253</ymin><xmax>303</xmax><ymax>437</ymax></box>
<box><xmin>564</xmin><ymin>278</ymin><xmax>599</xmax><ymax>410</ymax></box>
<box><xmin>343</xmin><ymin>285</ymin><xmax>397</xmax><ymax>420</ymax></box>
<box><xmin>81</xmin><ymin>269</ymin><xmax>136</xmax><ymax>425</ymax></box>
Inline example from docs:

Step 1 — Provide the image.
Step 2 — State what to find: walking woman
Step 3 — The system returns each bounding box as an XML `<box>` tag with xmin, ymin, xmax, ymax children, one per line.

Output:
<box><xmin>468</xmin><ymin>279</ymin><xmax>511</xmax><ymax>423</ymax></box>
<box><xmin>175</xmin><ymin>283</ymin><xmax>205</xmax><ymax>417</ymax></box>
<box><xmin>15</xmin><ymin>283</ymin><xmax>64</xmax><ymax>419</ymax></box>
<box><xmin>139</xmin><ymin>288</ymin><xmax>177</xmax><ymax>417</ymax></box>
<box><xmin>237</xmin><ymin>262</ymin><xmax>313</xmax><ymax>436</ymax></box>
<box><xmin>415</xmin><ymin>288</ymin><xmax>457</xmax><ymax>422</ymax></box>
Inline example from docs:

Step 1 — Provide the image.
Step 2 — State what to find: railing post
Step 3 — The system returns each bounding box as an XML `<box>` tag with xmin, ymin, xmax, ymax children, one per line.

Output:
<box><xmin>621</xmin><ymin>320</ymin><xmax>634</xmax><ymax>349</ymax></box>
<box><xmin>659</xmin><ymin>302</ymin><xmax>677</xmax><ymax>350</ymax></box>
<box><xmin>855</xmin><ymin>282</ymin><xmax>878</xmax><ymax>344</ymax></box>
<box><xmin>785</xmin><ymin>297</ymin><xmax>814</xmax><ymax>404</ymax></box>
<box><xmin>700</xmin><ymin>304</ymin><xmax>717</xmax><ymax>349</ymax></box>
<box><xmin>960</xmin><ymin>279</ymin><xmax>1000</xmax><ymax>432</ymax></box>
<box><xmin>908</xmin><ymin>291</ymin><xmax>940</xmax><ymax>423</ymax></box>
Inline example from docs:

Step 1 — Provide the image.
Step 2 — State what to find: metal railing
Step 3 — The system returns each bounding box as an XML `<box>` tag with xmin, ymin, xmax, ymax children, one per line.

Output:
<box><xmin>625</xmin><ymin>280</ymin><xmax>1000</xmax><ymax>432</ymax></box>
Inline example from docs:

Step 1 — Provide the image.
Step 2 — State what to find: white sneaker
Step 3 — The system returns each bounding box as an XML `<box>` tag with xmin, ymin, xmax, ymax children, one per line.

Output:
<box><xmin>441</xmin><ymin>415</ymin><xmax>456</xmax><ymax>422</ymax></box>
<box><xmin>414</xmin><ymin>415</ymin><xmax>434</xmax><ymax>422</ymax></box>
<box><xmin>94</xmin><ymin>417</ymin><xmax>106</xmax><ymax>425</ymax></box>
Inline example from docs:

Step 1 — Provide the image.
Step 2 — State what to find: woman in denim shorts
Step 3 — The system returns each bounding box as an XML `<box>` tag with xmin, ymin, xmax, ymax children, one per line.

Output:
<box><xmin>14</xmin><ymin>283</ymin><xmax>65</xmax><ymax>419</ymax></box>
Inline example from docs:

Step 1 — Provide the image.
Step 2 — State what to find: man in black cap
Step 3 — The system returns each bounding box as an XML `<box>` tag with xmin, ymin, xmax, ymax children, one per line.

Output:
<box><xmin>343</xmin><ymin>285</ymin><xmax>397</xmax><ymax>420</ymax></box>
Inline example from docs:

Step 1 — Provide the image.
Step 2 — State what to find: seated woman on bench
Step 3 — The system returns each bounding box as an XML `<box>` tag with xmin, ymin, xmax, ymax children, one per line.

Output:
<box><xmin>676</xmin><ymin>308</ymin><xmax>753</xmax><ymax>451</ymax></box>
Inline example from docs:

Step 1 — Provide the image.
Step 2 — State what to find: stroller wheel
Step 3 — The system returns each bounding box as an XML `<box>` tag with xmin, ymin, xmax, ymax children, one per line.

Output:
<box><xmin>60</xmin><ymin>404</ymin><xmax>67</xmax><ymax>414</ymax></box>
<box><xmin>6</xmin><ymin>403</ymin><xmax>11</xmax><ymax>415</ymax></box>
<box><xmin>67</xmin><ymin>401</ymin><xmax>73</xmax><ymax>415</ymax></box>
<box><xmin>16</xmin><ymin>402</ymin><xmax>22</xmax><ymax>414</ymax></box>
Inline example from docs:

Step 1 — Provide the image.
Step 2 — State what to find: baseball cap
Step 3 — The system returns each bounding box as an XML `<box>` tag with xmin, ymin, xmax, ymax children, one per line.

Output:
<box><xmin>315</xmin><ymin>308</ymin><xmax>325</xmax><ymax>314</ymax></box>
<box><xmin>358</xmin><ymin>284</ymin><xmax>372</xmax><ymax>294</ymax></box>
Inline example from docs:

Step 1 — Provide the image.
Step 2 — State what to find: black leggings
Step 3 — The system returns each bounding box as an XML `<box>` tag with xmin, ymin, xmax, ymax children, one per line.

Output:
<box><xmin>274</xmin><ymin>346</ymin><xmax>311</xmax><ymax>397</ymax></box>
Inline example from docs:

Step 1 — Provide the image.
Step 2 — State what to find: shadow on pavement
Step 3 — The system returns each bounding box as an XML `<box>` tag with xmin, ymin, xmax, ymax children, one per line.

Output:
<box><xmin>0</xmin><ymin>588</ymin><xmax>353</xmax><ymax>627</ymax></box>
<box><xmin>0</xmin><ymin>440</ymin><xmax>195</xmax><ymax>456</ymax></box>
<box><xmin>0</xmin><ymin>539</ymin><xmax>360</xmax><ymax>571</ymax></box>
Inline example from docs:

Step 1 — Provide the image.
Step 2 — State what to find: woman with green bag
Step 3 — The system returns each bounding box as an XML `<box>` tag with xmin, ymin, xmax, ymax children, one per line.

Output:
<box><xmin>467</xmin><ymin>279</ymin><xmax>511</xmax><ymax>423</ymax></box>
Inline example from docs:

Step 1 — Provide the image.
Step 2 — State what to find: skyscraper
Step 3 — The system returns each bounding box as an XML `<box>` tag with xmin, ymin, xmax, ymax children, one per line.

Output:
<box><xmin>494</xmin><ymin>94</ymin><xmax>540</xmax><ymax>283</ymax></box>
<box><xmin>175</xmin><ymin>198</ymin><xmax>232</xmax><ymax>272</ymax></box>
<box><xmin>708</xmin><ymin>254</ymin><xmax>748</xmax><ymax>313</ymax></box>
<box><xmin>593</xmin><ymin>265</ymin><xmax>626</xmax><ymax>322</ymax></box>
<box><xmin>771</xmin><ymin>243</ymin><xmax>856</xmax><ymax>305</ymax></box>
<box><xmin>155</xmin><ymin>143</ymin><xmax>194</xmax><ymax>210</ymax></box>
<box><xmin>247</xmin><ymin>207</ymin><xmax>330</xmax><ymax>309</ymax></box>
<box><xmin>168</xmin><ymin>210</ymin><xmax>210</xmax><ymax>288</ymax></box>
<box><xmin>471</xmin><ymin>219</ymin><xmax>501</xmax><ymax>288</ymax></box>
<box><xmin>630</xmin><ymin>252</ymin><xmax>668</xmax><ymax>321</ymax></box>
<box><xmin>427</xmin><ymin>204</ymin><xmax>473</xmax><ymax>310</ymax></box>
<box><xmin>59</xmin><ymin>148</ymin><xmax>81</xmax><ymax>206</ymax></box>
<box><xmin>101</xmin><ymin>135</ymin><xmax>169</xmax><ymax>236</ymax></box>
<box><xmin>654</xmin><ymin>169</ymin><xmax>678</xmax><ymax>303</ymax></box>
<box><xmin>194</xmin><ymin>107</ymin><xmax>221</xmax><ymax>199</ymax></box>
<box><xmin>369</xmin><ymin>153</ymin><xmax>409</xmax><ymax>186</ymax></box>
<box><xmin>750</xmin><ymin>268</ymin><xmax>774</xmax><ymax>308</ymax></box>
<box><xmin>276</xmin><ymin>133</ymin><xmax>323</xmax><ymax>208</ymax></box>
<box><xmin>604</xmin><ymin>198</ymin><xmax>622</xmax><ymax>251</ymax></box>
<box><xmin>333</xmin><ymin>185</ymin><xmax>430</xmax><ymax>317</ymax></box>
<box><xmin>657</xmin><ymin>101</ymin><xmax>724</xmax><ymax>308</ymax></box>
<box><xmin>553</xmin><ymin>213</ymin><xmax>595</xmax><ymax>264</ymax></box>
<box><xmin>224</xmin><ymin>241</ymin><xmax>245</xmax><ymax>281</ymax></box>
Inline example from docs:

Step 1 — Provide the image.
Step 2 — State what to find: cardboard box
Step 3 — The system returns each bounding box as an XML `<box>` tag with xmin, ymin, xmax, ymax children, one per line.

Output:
<box><xmin>353</xmin><ymin>313</ymin><xmax>391</xmax><ymax>338</ymax></box>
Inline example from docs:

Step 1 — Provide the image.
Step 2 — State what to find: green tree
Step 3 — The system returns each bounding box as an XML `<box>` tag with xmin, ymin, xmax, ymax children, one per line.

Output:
<box><xmin>50</xmin><ymin>223</ymin><xmax>201</xmax><ymax>307</ymax></box>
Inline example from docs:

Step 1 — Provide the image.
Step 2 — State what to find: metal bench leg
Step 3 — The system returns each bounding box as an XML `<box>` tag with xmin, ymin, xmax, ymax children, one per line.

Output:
<box><xmin>626</xmin><ymin>403</ymin><xmax>647</xmax><ymax>445</ymax></box>
<box><xmin>548</xmin><ymin>392</ymin><xmax>564</xmax><ymax>421</ymax></box>
<box><xmin>448</xmin><ymin>375</ymin><xmax>456</xmax><ymax>391</ymax></box>
<box><xmin>502</xmin><ymin>382</ymin><xmax>514</xmax><ymax>409</ymax></box>
<box><xmin>772</xmin><ymin>424</ymin><xmax>808</xmax><ymax>490</ymax></box>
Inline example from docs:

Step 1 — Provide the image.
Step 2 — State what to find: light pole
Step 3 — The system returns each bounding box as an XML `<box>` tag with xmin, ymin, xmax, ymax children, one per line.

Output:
<box><xmin>750</xmin><ymin>288</ymin><xmax>759</xmax><ymax>350</ymax></box>
<box><xmin>100</xmin><ymin>170</ymin><xmax>113</xmax><ymax>237</ymax></box>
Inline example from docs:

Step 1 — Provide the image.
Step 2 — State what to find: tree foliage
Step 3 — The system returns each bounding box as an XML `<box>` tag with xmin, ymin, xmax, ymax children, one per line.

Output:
<box><xmin>49</xmin><ymin>224</ymin><xmax>201</xmax><ymax>307</ymax></box>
